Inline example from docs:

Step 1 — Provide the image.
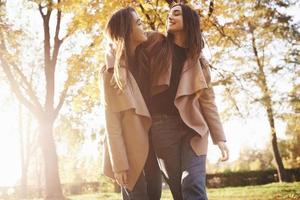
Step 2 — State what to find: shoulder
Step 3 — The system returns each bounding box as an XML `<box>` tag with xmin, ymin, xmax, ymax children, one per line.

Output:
<box><xmin>146</xmin><ymin>31</ymin><xmax>166</xmax><ymax>42</ymax></box>
<box><xmin>140</xmin><ymin>31</ymin><xmax>167</xmax><ymax>56</ymax></box>
<box><xmin>199</xmin><ymin>53</ymin><xmax>212</xmax><ymax>84</ymax></box>
<box><xmin>104</xmin><ymin>44</ymin><xmax>116</xmax><ymax>71</ymax></box>
<box><xmin>143</xmin><ymin>32</ymin><xmax>166</xmax><ymax>47</ymax></box>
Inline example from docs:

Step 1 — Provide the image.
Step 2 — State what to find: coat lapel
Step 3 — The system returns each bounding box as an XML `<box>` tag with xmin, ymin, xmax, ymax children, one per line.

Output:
<box><xmin>176</xmin><ymin>59</ymin><xmax>208</xmax><ymax>99</ymax></box>
<box><xmin>102</xmin><ymin>47</ymin><xmax>151</xmax><ymax>120</ymax></box>
<box><xmin>151</xmin><ymin>52</ymin><xmax>208</xmax><ymax>98</ymax></box>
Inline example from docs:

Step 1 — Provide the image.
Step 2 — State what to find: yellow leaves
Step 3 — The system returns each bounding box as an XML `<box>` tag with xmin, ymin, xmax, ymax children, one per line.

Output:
<box><xmin>71</xmin><ymin>95</ymin><xmax>83</xmax><ymax>113</ymax></box>
<box><xmin>71</xmin><ymin>76</ymin><xmax>100</xmax><ymax>113</ymax></box>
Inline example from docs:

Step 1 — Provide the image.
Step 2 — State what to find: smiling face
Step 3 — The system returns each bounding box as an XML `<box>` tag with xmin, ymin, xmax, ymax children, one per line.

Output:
<box><xmin>129</xmin><ymin>11</ymin><xmax>147</xmax><ymax>46</ymax></box>
<box><xmin>167</xmin><ymin>5</ymin><xmax>184</xmax><ymax>33</ymax></box>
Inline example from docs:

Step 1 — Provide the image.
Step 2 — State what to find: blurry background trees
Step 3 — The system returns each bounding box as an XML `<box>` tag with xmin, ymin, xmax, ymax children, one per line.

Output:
<box><xmin>0</xmin><ymin>0</ymin><xmax>299</xmax><ymax>199</ymax></box>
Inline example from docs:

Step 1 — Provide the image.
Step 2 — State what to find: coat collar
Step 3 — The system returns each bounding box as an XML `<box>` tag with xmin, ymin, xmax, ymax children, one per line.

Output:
<box><xmin>102</xmin><ymin>44</ymin><xmax>151</xmax><ymax>120</ymax></box>
<box><xmin>151</xmin><ymin>53</ymin><xmax>208</xmax><ymax>97</ymax></box>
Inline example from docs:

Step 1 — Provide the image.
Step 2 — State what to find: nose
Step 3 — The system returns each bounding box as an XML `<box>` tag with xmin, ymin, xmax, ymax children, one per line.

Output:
<box><xmin>168</xmin><ymin>13</ymin><xmax>174</xmax><ymax>21</ymax></box>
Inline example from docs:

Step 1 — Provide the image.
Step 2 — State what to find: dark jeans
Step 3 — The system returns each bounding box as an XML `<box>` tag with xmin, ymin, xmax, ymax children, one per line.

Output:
<box><xmin>122</xmin><ymin>173</ymin><xmax>148</xmax><ymax>200</ymax></box>
<box><xmin>151</xmin><ymin>114</ymin><xmax>208</xmax><ymax>200</ymax></box>
<box><xmin>122</xmin><ymin>137</ymin><xmax>162</xmax><ymax>200</ymax></box>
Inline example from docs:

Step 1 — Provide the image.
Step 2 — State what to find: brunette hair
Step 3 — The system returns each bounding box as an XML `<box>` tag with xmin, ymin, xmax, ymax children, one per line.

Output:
<box><xmin>105</xmin><ymin>7</ymin><xmax>136</xmax><ymax>89</ymax></box>
<box><xmin>169</xmin><ymin>3</ymin><xmax>205</xmax><ymax>61</ymax></box>
<box><xmin>145</xmin><ymin>4</ymin><xmax>205</xmax><ymax>86</ymax></box>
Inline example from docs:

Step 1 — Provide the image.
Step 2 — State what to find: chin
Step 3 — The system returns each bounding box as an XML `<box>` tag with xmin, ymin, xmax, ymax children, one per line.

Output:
<box><xmin>141</xmin><ymin>36</ymin><xmax>147</xmax><ymax>42</ymax></box>
<box><xmin>138</xmin><ymin>37</ymin><xmax>147</xmax><ymax>44</ymax></box>
<box><xmin>167</xmin><ymin>28</ymin><xmax>176</xmax><ymax>33</ymax></box>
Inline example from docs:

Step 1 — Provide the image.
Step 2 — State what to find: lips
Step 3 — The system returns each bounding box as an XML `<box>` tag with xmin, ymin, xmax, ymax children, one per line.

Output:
<box><xmin>168</xmin><ymin>21</ymin><xmax>175</xmax><ymax>26</ymax></box>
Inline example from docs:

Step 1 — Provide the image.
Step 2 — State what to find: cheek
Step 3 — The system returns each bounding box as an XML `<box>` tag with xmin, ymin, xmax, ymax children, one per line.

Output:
<box><xmin>133</xmin><ymin>26</ymin><xmax>146</xmax><ymax>41</ymax></box>
<box><xmin>138</xmin><ymin>27</ymin><xmax>146</xmax><ymax>39</ymax></box>
<box><xmin>178</xmin><ymin>17</ymin><xmax>184</xmax><ymax>29</ymax></box>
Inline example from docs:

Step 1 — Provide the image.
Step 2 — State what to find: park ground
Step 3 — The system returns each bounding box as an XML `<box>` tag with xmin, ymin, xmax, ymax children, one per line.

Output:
<box><xmin>66</xmin><ymin>182</ymin><xmax>300</xmax><ymax>200</ymax></box>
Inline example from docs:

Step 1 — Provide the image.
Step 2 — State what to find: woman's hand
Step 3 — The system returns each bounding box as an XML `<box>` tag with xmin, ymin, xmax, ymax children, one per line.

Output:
<box><xmin>114</xmin><ymin>171</ymin><xmax>128</xmax><ymax>187</ymax></box>
<box><xmin>217</xmin><ymin>141</ymin><xmax>229</xmax><ymax>161</ymax></box>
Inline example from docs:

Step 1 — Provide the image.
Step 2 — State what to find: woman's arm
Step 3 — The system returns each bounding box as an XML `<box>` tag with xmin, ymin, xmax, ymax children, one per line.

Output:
<box><xmin>100</xmin><ymin>69</ymin><xmax>130</xmax><ymax>174</ymax></box>
<box><xmin>104</xmin><ymin>110</ymin><xmax>129</xmax><ymax>173</ymax></box>
<box><xmin>104</xmin><ymin>109</ymin><xmax>129</xmax><ymax>187</ymax></box>
<box><xmin>198</xmin><ymin>56</ymin><xmax>226</xmax><ymax>143</ymax></box>
<box><xmin>198</xmin><ymin>56</ymin><xmax>229</xmax><ymax>161</ymax></box>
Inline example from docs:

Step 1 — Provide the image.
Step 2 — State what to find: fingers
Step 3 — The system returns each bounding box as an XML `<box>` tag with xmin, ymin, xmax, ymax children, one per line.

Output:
<box><xmin>217</xmin><ymin>142</ymin><xmax>229</xmax><ymax>162</ymax></box>
<box><xmin>122</xmin><ymin>173</ymin><xmax>128</xmax><ymax>186</ymax></box>
<box><xmin>115</xmin><ymin>175</ymin><xmax>123</xmax><ymax>186</ymax></box>
<box><xmin>115</xmin><ymin>176</ymin><xmax>122</xmax><ymax>186</ymax></box>
<box><xmin>219</xmin><ymin>145</ymin><xmax>229</xmax><ymax>162</ymax></box>
<box><xmin>114</xmin><ymin>172</ymin><xmax>128</xmax><ymax>187</ymax></box>
<box><xmin>221</xmin><ymin>148</ymin><xmax>226</xmax><ymax>160</ymax></box>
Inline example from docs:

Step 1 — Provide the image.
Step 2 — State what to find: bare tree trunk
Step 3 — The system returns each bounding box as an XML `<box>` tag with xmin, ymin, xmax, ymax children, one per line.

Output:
<box><xmin>39</xmin><ymin>117</ymin><xmax>64</xmax><ymax>199</ymax></box>
<box><xmin>251</xmin><ymin>31</ymin><xmax>287</xmax><ymax>182</ymax></box>
<box><xmin>1</xmin><ymin>1</ymin><xmax>68</xmax><ymax>198</ymax></box>
<box><xmin>19</xmin><ymin>104</ymin><xmax>28</xmax><ymax>198</ymax></box>
<box><xmin>265</xmin><ymin>97</ymin><xmax>287</xmax><ymax>182</ymax></box>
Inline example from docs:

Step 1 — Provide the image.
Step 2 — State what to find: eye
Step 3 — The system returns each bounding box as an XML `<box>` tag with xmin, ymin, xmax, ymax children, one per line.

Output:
<box><xmin>173</xmin><ymin>10</ymin><xmax>181</xmax><ymax>16</ymax></box>
<box><xmin>136</xmin><ymin>19</ymin><xmax>142</xmax><ymax>26</ymax></box>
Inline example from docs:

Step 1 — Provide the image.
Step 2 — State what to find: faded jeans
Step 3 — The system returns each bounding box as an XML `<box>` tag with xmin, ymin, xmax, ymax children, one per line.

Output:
<box><xmin>151</xmin><ymin>114</ymin><xmax>208</xmax><ymax>200</ymax></box>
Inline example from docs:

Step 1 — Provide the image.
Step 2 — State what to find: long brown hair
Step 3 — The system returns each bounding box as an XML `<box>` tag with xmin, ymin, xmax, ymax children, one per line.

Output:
<box><xmin>146</xmin><ymin>4</ymin><xmax>205</xmax><ymax>86</ymax></box>
<box><xmin>169</xmin><ymin>3</ymin><xmax>205</xmax><ymax>61</ymax></box>
<box><xmin>105</xmin><ymin>7</ymin><xmax>135</xmax><ymax>89</ymax></box>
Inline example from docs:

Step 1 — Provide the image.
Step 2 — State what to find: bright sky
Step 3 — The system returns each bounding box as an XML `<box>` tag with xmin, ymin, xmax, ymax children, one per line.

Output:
<box><xmin>0</xmin><ymin>0</ymin><xmax>299</xmax><ymax>187</ymax></box>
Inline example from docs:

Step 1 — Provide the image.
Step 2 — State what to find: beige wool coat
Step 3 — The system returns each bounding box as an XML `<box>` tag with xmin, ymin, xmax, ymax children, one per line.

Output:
<box><xmin>100</xmin><ymin>49</ymin><xmax>151</xmax><ymax>191</ymax></box>
<box><xmin>145</xmin><ymin>32</ymin><xmax>226</xmax><ymax>155</ymax></box>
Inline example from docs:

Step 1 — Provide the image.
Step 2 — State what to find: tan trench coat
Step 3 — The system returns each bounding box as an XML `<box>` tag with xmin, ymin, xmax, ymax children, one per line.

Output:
<box><xmin>100</xmin><ymin>49</ymin><xmax>151</xmax><ymax>191</ymax></box>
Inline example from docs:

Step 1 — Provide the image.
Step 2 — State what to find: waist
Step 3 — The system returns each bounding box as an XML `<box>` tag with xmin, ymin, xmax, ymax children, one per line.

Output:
<box><xmin>151</xmin><ymin>114</ymin><xmax>182</xmax><ymax>124</ymax></box>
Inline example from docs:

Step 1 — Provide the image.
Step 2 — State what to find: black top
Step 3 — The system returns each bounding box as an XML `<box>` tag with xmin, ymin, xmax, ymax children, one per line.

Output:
<box><xmin>148</xmin><ymin>42</ymin><xmax>187</xmax><ymax>115</ymax></box>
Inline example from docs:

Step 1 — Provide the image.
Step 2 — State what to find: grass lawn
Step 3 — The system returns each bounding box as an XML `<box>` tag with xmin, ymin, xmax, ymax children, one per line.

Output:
<box><xmin>67</xmin><ymin>182</ymin><xmax>300</xmax><ymax>200</ymax></box>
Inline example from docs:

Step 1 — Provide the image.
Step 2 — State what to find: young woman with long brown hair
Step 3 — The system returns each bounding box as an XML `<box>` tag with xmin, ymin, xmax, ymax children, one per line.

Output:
<box><xmin>100</xmin><ymin>7</ymin><xmax>161</xmax><ymax>200</ymax></box>
<box><xmin>140</xmin><ymin>3</ymin><xmax>230</xmax><ymax>200</ymax></box>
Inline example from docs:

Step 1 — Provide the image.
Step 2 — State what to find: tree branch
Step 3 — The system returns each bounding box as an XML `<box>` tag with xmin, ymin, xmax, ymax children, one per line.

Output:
<box><xmin>38</xmin><ymin>4</ymin><xmax>46</xmax><ymax>18</ymax></box>
<box><xmin>208</xmin><ymin>0</ymin><xmax>214</xmax><ymax>17</ymax></box>
<box><xmin>139</xmin><ymin>3</ymin><xmax>155</xmax><ymax>30</ymax></box>
<box><xmin>251</xmin><ymin>30</ymin><xmax>263</xmax><ymax>69</ymax></box>
<box><xmin>52</xmin><ymin>0</ymin><xmax>62</xmax><ymax>68</ymax></box>
<box><xmin>53</xmin><ymin>86</ymin><xmax>68</xmax><ymax>120</ymax></box>
<box><xmin>11</xmin><ymin>64</ymin><xmax>43</xmax><ymax>111</ymax></box>
<box><xmin>0</xmin><ymin>31</ymin><xmax>43</xmax><ymax>117</ymax></box>
<box><xmin>0</xmin><ymin>57</ymin><xmax>42</xmax><ymax>118</ymax></box>
<box><xmin>209</xmin><ymin>18</ymin><xmax>241</xmax><ymax>47</ymax></box>
<box><xmin>40</xmin><ymin>1</ymin><xmax>55</xmax><ymax>113</ymax></box>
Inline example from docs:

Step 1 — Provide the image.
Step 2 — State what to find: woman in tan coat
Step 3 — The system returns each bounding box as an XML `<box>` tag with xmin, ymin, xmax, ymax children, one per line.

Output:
<box><xmin>100</xmin><ymin>7</ymin><xmax>161</xmax><ymax>200</ymax></box>
<box><xmin>138</xmin><ymin>4</ymin><xmax>230</xmax><ymax>200</ymax></box>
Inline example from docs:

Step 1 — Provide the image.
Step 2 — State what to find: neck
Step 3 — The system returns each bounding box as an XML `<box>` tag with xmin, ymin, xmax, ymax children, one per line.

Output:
<box><xmin>129</xmin><ymin>40</ymin><xmax>138</xmax><ymax>57</ymax></box>
<box><xmin>173</xmin><ymin>31</ymin><xmax>186</xmax><ymax>48</ymax></box>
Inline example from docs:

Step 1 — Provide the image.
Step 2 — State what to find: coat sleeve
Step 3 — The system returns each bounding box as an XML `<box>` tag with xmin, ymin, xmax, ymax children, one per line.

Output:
<box><xmin>100</xmin><ymin>70</ymin><xmax>129</xmax><ymax>173</ymax></box>
<box><xmin>104</xmin><ymin>110</ymin><xmax>129</xmax><ymax>173</ymax></box>
<box><xmin>198</xmin><ymin>56</ymin><xmax>226</xmax><ymax>144</ymax></box>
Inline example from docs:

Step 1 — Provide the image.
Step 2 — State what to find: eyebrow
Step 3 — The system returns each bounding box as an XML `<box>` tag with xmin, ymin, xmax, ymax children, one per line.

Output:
<box><xmin>172</xmin><ymin>9</ymin><xmax>181</xmax><ymax>13</ymax></box>
<box><xmin>136</xmin><ymin>18</ymin><xmax>141</xmax><ymax>23</ymax></box>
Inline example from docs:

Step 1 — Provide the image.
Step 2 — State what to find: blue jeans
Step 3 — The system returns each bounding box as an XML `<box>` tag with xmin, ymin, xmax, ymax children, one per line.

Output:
<box><xmin>151</xmin><ymin>114</ymin><xmax>208</xmax><ymax>200</ymax></box>
<box><xmin>122</xmin><ymin>136</ymin><xmax>162</xmax><ymax>200</ymax></box>
<box><xmin>122</xmin><ymin>173</ymin><xmax>148</xmax><ymax>200</ymax></box>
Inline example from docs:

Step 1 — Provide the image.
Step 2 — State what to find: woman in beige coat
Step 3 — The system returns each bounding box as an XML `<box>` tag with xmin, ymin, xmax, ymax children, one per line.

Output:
<box><xmin>138</xmin><ymin>4</ymin><xmax>230</xmax><ymax>200</ymax></box>
<box><xmin>100</xmin><ymin>7</ymin><xmax>161</xmax><ymax>200</ymax></box>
